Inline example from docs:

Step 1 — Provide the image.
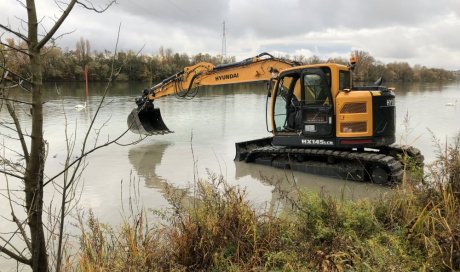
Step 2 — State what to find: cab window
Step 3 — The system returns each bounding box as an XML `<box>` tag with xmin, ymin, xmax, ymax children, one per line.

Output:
<box><xmin>303</xmin><ymin>73</ymin><xmax>329</xmax><ymax>105</ymax></box>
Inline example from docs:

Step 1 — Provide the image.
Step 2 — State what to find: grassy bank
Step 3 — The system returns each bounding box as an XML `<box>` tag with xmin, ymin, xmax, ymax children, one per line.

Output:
<box><xmin>70</xmin><ymin>139</ymin><xmax>460</xmax><ymax>271</ymax></box>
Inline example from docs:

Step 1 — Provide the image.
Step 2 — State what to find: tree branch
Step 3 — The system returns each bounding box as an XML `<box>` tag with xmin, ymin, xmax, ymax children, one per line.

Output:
<box><xmin>0</xmin><ymin>169</ymin><xmax>24</xmax><ymax>180</ymax></box>
<box><xmin>0</xmin><ymin>24</ymin><xmax>28</xmax><ymax>42</ymax></box>
<box><xmin>6</xmin><ymin>174</ymin><xmax>32</xmax><ymax>252</ymax></box>
<box><xmin>0</xmin><ymin>40</ymin><xmax>31</xmax><ymax>57</ymax></box>
<box><xmin>0</xmin><ymin>97</ymin><xmax>33</xmax><ymax>105</ymax></box>
<box><xmin>3</xmin><ymin>96</ymin><xmax>30</xmax><ymax>162</ymax></box>
<box><xmin>0</xmin><ymin>245</ymin><xmax>32</xmax><ymax>265</ymax></box>
<box><xmin>0</xmin><ymin>63</ymin><xmax>33</xmax><ymax>91</ymax></box>
<box><xmin>36</xmin><ymin>0</ymin><xmax>78</xmax><ymax>50</ymax></box>
<box><xmin>15</xmin><ymin>0</ymin><xmax>27</xmax><ymax>9</ymax></box>
<box><xmin>44</xmin><ymin>122</ymin><xmax>131</xmax><ymax>188</ymax></box>
<box><xmin>0</xmin><ymin>220</ymin><xmax>30</xmax><ymax>266</ymax></box>
<box><xmin>35</xmin><ymin>0</ymin><xmax>116</xmax><ymax>50</ymax></box>
<box><xmin>76</xmin><ymin>0</ymin><xmax>117</xmax><ymax>13</ymax></box>
<box><xmin>48</xmin><ymin>29</ymin><xmax>76</xmax><ymax>45</ymax></box>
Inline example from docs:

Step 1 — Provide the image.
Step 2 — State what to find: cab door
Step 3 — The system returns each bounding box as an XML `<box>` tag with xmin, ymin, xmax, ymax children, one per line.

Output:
<box><xmin>271</xmin><ymin>71</ymin><xmax>301</xmax><ymax>132</ymax></box>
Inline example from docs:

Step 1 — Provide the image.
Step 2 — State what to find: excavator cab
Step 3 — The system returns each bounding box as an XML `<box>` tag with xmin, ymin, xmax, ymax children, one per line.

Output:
<box><xmin>270</xmin><ymin>67</ymin><xmax>334</xmax><ymax>144</ymax></box>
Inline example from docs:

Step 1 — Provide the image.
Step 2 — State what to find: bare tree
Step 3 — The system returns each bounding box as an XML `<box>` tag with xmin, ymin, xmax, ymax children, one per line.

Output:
<box><xmin>0</xmin><ymin>1</ymin><xmax>118</xmax><ymax>271</ymax></box>
<box><xmin>75</xmin><ymin>37</ymin><xmax>91</xmax><ymax>64</ymax></box>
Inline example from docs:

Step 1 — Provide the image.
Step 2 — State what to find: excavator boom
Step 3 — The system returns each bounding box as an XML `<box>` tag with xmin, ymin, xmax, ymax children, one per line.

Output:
<box><xmin>128</xmin><ymin>53</ymin><xmax>297</xmax><ymax>135</ymax></box>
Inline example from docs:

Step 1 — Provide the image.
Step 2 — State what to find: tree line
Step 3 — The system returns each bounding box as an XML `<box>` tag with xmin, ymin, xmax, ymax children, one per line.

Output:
<box><xmin>320</xmin><ymin>50</ymin><xmax>457</xmax><ymax>83</ymax></box>
<box><xmin>1</xmin><ymin>38</ymin><xmax>456</xmax><ymax>84</ymax></box>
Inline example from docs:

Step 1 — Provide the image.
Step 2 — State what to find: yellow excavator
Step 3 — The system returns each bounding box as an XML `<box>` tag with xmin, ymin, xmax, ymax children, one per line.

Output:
<box><xmin>127</xmin><ymin>52</ymin><xmax>423</xmax><ymax>185</ymax></box>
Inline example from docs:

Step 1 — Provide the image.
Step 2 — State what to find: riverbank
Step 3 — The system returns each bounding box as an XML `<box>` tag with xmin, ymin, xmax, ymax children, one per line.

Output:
<box><xmin>69</xmin><ymin>136</ymin><xmax>460</xmax><ymax>271</ymax></box>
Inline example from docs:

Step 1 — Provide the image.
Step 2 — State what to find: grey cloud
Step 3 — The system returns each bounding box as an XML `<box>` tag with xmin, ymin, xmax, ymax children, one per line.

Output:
<box><xmin>113</xmin><ymin>0</ymin><xmax>230</xmax><ymax>30</ymax></box>
<box><xmin>226</xmin><ymin>0</ymin><xmax>453</xmax><ymax>39</ymax></box>
<box><xmin>1</xmin><ymin>0</ymin><xmax>460</xmax><ymax>69</ymax></box>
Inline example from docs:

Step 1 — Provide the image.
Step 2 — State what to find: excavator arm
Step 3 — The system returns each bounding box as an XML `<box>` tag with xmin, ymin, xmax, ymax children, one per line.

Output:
<box><xmin>128</xmin><ymin>53</ymin><xmax>298</xmax><ymax>135</ymax></box>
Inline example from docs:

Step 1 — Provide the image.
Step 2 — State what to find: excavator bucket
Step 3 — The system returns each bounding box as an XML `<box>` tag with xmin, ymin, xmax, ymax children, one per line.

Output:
<box><xmin>127</xmin><ymin>108</ymin><xmax>172</xmax><ymax>135</ymax></box>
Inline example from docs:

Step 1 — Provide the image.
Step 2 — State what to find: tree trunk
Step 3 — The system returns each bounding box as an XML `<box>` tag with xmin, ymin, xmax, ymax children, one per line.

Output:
<box><xmin>26</xmin><ymin>0</ymin><xmax>48</xmax><ymax>270</ymax></box>
<box><xmin>25</xmin><ymin>48</ymin><xmax>48</xmax><ymax>272</ymax></box>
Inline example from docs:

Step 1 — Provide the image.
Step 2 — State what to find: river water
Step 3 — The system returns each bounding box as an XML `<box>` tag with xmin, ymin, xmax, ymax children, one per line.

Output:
<box><xmin>1</xmin><ymin>81</ymin><xmax>459</xmax><ymax>234</ymax></box>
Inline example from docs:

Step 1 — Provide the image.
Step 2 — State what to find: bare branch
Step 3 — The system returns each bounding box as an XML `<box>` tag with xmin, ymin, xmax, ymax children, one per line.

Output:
<box><xmin>54</xmin><ymin>0</ymin><xmax>66</xmax><ymax>12</ymax></box>
<box><xmin>0</xmin><ymin>154</ymin><xmax>26</xmax><ymax>172</ymax></box>
<box><xmin>12</xmin><ymin>215</ymin><xmax>32</xmax><ymax>251</ymax></box>
<box><xmin>13</xmin><ymin>15</ymin><xmax>28</xmax><ymax>28</ymax></box>
<box><xmin>0</xmin><ymin>97</ymin><xmax>33</xmax><ymax>105</ymax></box>
<box><xmin>0</xmin><ymin>172</ymin><xmax>30</xmax><ymax>264</ymax></box>
<box><xmin>0</xmin><ymin>40</ymin><xmax>31</xmax><ymax>57</ymax></box>
<box><xmin>3</xmin><ymin>96</ymin><xmax>30</xmax><ymax>162</ymax></box>
<box><xmin>0</xmin><ymin>63</ymin><xmax>33</xmax><ymax>91</ymax></box>
<box><xmin>0</xmin><ymin>24</ymin><xmax>28</xmax><ymax>42</ymax></box>
<box><xmin>48</xmin><ymin>29</ymin><xmax>77</xmax><ymax>45</ymax></box>
<box><xmin>0</xmin><ymin>215</ymin><xmax>14</xmax><ymax>223</ymax></box>
<box><xmin>76</xmin><ymin>0</ymin><xmax>117</xmax><ymax>13</ymax></box>
<box><xmin>36</xmin><ymin>0</ymin><xmax>78</xmax><ymax>49</ymax></box>
<box><xmin>0</xmin><ymin>125</ymin><xmax>21</xmax><ymax>137</ymax></box>
<box><xmin>35</xmin><ymin>0</ymin><xmax>114</xmax><ymax>49</ymax></box>
<box><xmin>0</xmin><ymin>193</ymin><xmax>25</xmax><ymax>207</ymax></box>
<box><xmin>0</xmin><ymin>244</ymin><xmax>31</xmax><ymax>265</ymax></box>
<box><xmin>18</xmin><ymin>16</ymin><xmax>28</xmax><ymax>34</ymax></box>
<box><xmin>0</xmin><ymin>169</ymin><xmax>24</xmax><ymax>180</ymax></box>
<box><xmin>6</xmin><ymin>175</ymin><xmax>32</xmax><ymax>252</ymax></box>
<box><xmin>56</xmin><ymin>97</ymin><xmax>74</xmax><ymax>270</ymax></box>
<box><xmin>15</xmin><ymin>0</ymin><xmax>27</xmax><ymax>9</ymax></box>
<box><xmin>37</xmin><ymin>16</ymin><xmax>46</xmax><ymax>26</ymax></box>
<box><xmin>44</xmin><ymin>122</ymin><xmax>131</xmax><ymax>188</ymax></box>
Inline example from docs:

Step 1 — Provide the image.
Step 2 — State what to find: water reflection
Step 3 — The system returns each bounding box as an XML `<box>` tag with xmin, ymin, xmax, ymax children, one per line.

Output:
<box><xmin>127</xmin><ymin>140</ymin><xmax>389</xmax><ymax>211</ymax></box>
<box><xmin>234</xmin><ymin>161</ymin><xmax>389</xmax><ymax>201</ymax></box>
<box><xmin>128</xmin><ymin>141</ymin><xmax>171</xmax><ymax>187</ymax></box>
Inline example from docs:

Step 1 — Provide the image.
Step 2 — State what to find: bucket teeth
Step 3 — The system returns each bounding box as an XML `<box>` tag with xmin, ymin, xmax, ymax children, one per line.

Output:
<box><xmin>127</xmin><ymin>108</ymin><xmax>173</xmax><ymax>135</ymax></box>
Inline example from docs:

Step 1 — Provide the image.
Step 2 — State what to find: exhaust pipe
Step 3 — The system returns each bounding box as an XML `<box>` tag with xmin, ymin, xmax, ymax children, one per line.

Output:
<box><xmin>127</xmin><ymin>107</ymin><xmax>172</xmax><ymax>135</ymax></box>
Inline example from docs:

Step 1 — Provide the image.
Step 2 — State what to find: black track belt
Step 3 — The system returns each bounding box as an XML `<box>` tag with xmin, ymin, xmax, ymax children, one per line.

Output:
<box><xmin>243</xmin><ymin>144</ymin><xmax>423</xmax><ymax>185</ymax></box>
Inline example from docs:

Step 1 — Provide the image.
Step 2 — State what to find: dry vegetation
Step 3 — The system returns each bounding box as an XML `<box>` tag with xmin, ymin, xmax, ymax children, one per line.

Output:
<box><xmin>70</xmin><ymin>136</ymin><xmax>460</xmax><ymax>271</ymax></box>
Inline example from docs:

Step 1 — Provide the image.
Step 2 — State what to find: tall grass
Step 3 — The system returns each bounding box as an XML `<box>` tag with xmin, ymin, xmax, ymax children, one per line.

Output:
<box><xmin>71</xmin><ymin>136</ymin><xmax>460</xmax><ymax>271</ymax></box>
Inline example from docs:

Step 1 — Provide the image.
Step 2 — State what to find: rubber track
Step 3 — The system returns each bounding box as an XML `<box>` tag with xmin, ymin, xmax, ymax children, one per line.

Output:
<box><xmin>245</xmin><ymin>146</ymin><xmax>414</xmax><ymax>185</ymax></box>
<box><xmin>383</xmin><ymin>144</ymin><xmax>425</xmax><ymax>167</ymax></box>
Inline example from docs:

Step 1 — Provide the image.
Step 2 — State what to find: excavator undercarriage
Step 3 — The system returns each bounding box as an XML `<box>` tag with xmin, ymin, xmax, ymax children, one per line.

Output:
<box><xmin>235</xmin><ymin>137</ymin><xmax>423</xmax><ymax>185</ymax></box>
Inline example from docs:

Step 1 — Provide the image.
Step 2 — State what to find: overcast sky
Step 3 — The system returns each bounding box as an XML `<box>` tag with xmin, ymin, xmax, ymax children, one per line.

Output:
<box><xmin>1</xmin><ymin>0</ymin><xmax>460</xmax><ymax>69</ymax></box>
